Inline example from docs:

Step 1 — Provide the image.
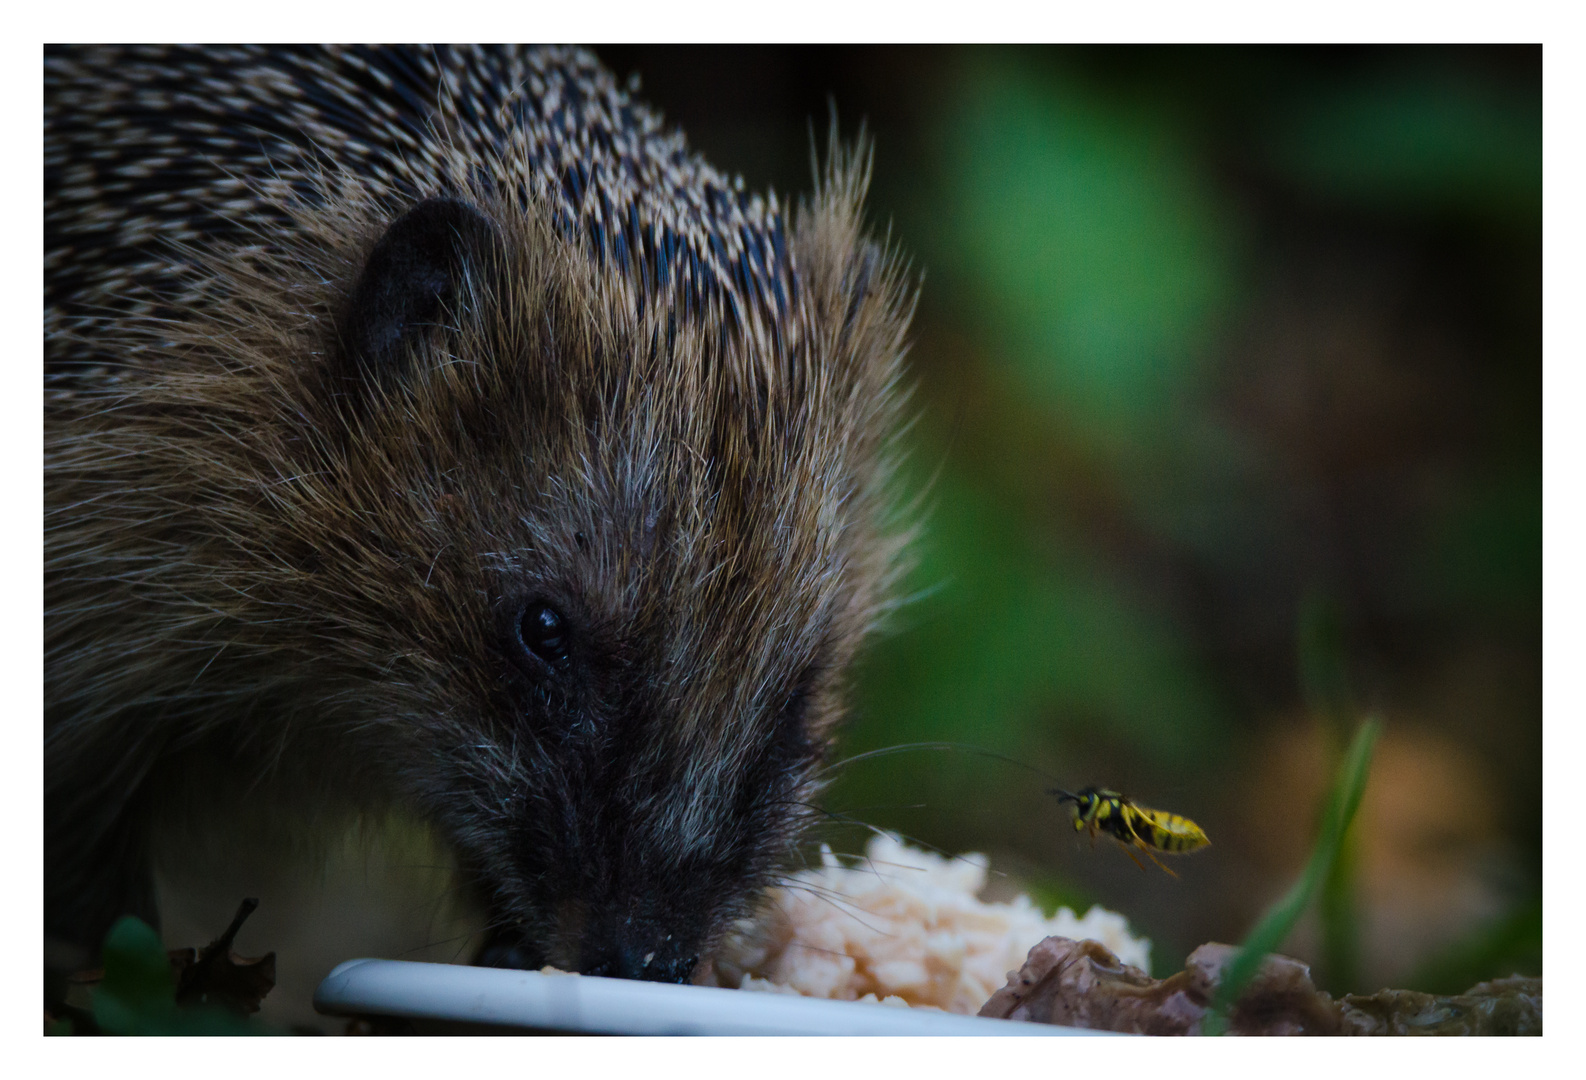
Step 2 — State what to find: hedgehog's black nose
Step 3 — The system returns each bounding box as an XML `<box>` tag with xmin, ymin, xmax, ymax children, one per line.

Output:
<box><xmin>580</xmin><ymin>943</ymin><xmax>699</xmax><ymax>983</ymax></box>
<box><xmin>473</xmin><ymin>914</ymin><xmax>699</xmax><ymax>982</ymax></box>
<box><xmin>578</xmin><ymin>925</ymin><xmax>699</xmax><ymax>983</ymax></box>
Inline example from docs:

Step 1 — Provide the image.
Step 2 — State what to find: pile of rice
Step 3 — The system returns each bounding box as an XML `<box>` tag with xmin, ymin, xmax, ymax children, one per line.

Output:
<box><xmin>703</xmin><ymin>834</ymin><xmax>1150</xmax><ymax>1014</ymax></box>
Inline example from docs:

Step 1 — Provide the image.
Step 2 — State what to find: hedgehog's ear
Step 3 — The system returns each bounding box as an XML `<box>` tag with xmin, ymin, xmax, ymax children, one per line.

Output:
<box><xmin>339</xmin><ymin>197</ymin><xmax>497</xmax><ymax>384</ymax></box>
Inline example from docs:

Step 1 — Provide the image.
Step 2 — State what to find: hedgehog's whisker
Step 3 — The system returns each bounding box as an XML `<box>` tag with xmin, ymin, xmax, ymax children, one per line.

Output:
<box><xmin>817</xmin><ymin>741</ymin><xmax>1059</xmax><ymax>782</ymax></box>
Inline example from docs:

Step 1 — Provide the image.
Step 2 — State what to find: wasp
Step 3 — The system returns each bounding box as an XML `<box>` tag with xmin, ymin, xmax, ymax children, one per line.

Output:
<box><xmin>1050</xmin><ymin>787</ymin><xmax>1210</xmax><ymax>876</ymax></box>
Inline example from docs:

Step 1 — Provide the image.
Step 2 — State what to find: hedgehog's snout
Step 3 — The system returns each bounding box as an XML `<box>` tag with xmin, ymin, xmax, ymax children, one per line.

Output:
<box><xmin>572</xmin><ymin>921</ymin><xmax>700</xmax><ymax>983</ymax></box>
<box><xmin>541</xmin><ymin>847</ymin><xmax>718</xmax><ymax>983</ymax></box>
<box><xmin>475</xmin><ymin>894</ymin><xmax>704</xmax><ymax>984</ymax></box>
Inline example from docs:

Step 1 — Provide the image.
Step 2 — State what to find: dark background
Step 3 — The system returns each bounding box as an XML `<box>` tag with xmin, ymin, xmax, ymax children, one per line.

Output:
<box><xmin>594</xmin><ymin>45</ymin><xmax>1542</xmax><ymax>994</ymax></box>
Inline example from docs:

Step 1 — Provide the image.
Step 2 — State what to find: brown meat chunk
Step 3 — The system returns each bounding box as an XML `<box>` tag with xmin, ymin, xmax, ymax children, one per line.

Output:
<box><xmin>978</xmin><ymin>936</ymin><xmax>1540</xmax><ymax>1035</ymax></box>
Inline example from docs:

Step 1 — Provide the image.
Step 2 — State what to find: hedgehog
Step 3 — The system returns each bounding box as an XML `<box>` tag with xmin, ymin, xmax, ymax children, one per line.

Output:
<box><xmin>44</xmin><ymin>45</ymin><xmax>914</xmax><ymax>984</ymax></box>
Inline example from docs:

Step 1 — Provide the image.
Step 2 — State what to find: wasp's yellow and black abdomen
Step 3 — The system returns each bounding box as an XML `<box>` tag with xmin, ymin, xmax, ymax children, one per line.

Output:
<box><xmin>1130</xmin><ymin>808</ymin><xmax>1210</xmax><ymax>853</ymax></box>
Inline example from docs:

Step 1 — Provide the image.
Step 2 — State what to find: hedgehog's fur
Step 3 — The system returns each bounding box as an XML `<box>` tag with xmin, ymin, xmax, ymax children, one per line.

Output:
<box><xmin>45</xmin><ymin>45</ymin><xmax>914</xmax><ymax>982</ymax></box>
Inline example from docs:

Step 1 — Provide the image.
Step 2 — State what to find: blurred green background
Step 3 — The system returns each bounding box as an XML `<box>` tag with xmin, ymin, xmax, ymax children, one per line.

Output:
<box><xmin>596</xmin><ymin>45</ymin><xmax>1541</xmax><ymax>995</ymax></box>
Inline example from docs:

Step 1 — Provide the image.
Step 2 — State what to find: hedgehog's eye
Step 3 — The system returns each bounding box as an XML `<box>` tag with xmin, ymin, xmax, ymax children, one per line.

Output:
<box><xmin>516</xmin><ymin>603</ymin><xmax>570</xmax><ymax>667</ymax></box>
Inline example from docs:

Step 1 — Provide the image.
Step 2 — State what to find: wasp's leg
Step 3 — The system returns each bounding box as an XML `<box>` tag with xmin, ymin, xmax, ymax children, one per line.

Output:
<box><xmin>1116</xmin><ymin>842</ymin><xmax>1149</xmax><ymax>872</ymax></box>
<box><xmin>1137</xmin><ymin>844</ymin><xmax>1179</xmax><ymax>878</ymax></box>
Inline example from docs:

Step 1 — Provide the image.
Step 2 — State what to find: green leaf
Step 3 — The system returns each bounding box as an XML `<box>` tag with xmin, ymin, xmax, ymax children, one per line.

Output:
<box><xmin>939</xmin><ymin>55</ymin><xmax>1241</xmax><ymax>447</ymax></box>
<box><xmin>89</xmin><ymin>916</ymin><xmax>270</xmax><ymax>1035</ymax></box>
<box><xmin>1267</xmin><ymin>64</ymin><xmax>1541</xmax><ymax>227</ymax></box>
<box><xmin>93</xmin><ymin>916</ymin><xmax>180</xmax><ymax>1034</ymax></box>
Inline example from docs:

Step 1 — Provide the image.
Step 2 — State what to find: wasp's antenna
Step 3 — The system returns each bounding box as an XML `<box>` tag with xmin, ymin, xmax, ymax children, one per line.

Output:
<box><xmin>1048</xmin><ymin>787</ymin><xmax>1078</xmax><ymax>804</ymax></box>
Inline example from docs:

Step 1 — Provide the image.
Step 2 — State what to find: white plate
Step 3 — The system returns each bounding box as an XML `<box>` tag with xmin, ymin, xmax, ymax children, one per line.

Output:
<box><xmin>313</xmin><ymin>959</ymin><xmax>1110</xmax><ymax>1036</ymax></box>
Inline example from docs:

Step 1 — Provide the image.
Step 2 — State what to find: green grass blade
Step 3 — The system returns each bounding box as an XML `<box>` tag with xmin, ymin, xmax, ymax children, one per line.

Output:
<box><xmin>1202</xmin><ymin>717</ymin><xmax>1380</xmax><ymax>1034</ymax></box>
<box><xmin>1318</xmin><ymin>825</ymin><xmax>1361</xmax><ymax>992</ymax></box>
